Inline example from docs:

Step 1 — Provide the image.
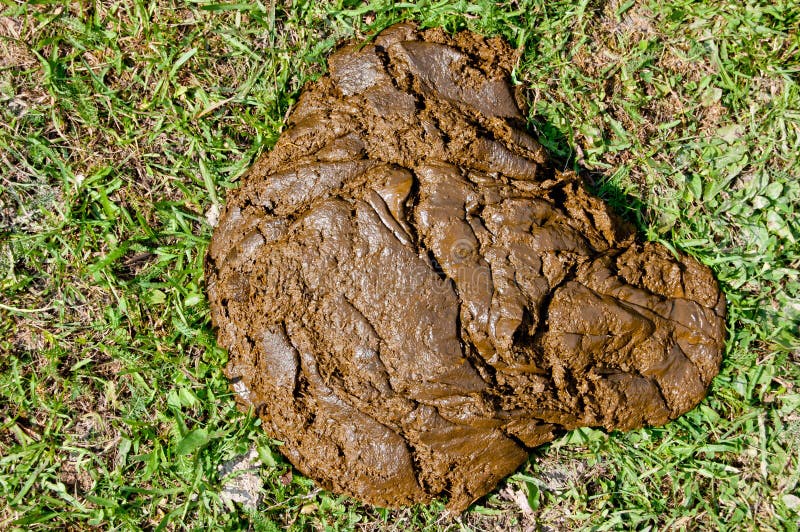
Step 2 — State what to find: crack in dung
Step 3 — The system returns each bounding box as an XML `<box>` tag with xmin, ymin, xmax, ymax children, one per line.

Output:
<box><xmin>404</xmin><ymin>439</ymin><xmax>434</xmax><ymax>496</ymax></box>
<box><xmin>409</xmin><ymin>193</ymin><xmax>507</xmax><ymax>393</ymax></box>
<box><xmin>647</xmin><ymin>374</ymin><xmax>672</xmax><ymax>420</ymax></box>
<box><xmin>338</xmin><ymin>293</ymin><xmax>403</xmax><ymax>399</ymax></box>
<box><xmin>499</xmin><ymin>426</ymin><xmax>533</xmax><ymax>453</ymax></box>
<box><xmin>402</xmin><ymin>168</ymin><xmax>422</xmax><ymax>245</ymax></box>
<box><xmin>527</xmin><ymin>264</ymin><xmax>579</xmax><ymax>361</ymax></box>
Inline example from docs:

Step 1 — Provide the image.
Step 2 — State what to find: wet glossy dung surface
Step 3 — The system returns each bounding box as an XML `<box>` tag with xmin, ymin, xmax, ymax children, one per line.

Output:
<box><xmin>205</xmin><ymin>24</ymin><xmax>726</xmax><ymax>512</ymax></box>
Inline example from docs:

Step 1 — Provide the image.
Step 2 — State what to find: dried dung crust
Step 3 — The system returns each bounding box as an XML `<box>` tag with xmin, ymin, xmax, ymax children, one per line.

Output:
<box><xmin>205</xmin><ymin>23</ymin><xmax>726</xmax><ymax>512</ymax></box>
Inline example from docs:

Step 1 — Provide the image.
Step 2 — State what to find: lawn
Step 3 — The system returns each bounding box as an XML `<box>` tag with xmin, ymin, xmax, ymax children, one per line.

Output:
<box><xmin>1</xmin><ymin>0</ymin><xmax>798</xmax><ymax>530</ymax></box>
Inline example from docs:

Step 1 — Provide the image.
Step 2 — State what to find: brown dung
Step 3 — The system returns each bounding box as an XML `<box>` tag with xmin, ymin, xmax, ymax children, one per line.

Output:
<box><xmin>205</xmin><ymin>23</ymin><xmax>726</xmax><ymax>512</ymax></box>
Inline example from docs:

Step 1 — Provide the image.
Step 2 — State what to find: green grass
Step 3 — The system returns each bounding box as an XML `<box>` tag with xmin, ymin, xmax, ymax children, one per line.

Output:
<box><xmin>0</xmin><ymin>0</ymin><xmax>798</xmax><ymax>529</ymax></box>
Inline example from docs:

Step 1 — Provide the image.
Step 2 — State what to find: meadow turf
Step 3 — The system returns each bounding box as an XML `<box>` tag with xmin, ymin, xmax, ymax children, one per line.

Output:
<box><xmin>1</xmin><ymin>0</ymin><xmax>798</xmax><ymax>530</ymax></box>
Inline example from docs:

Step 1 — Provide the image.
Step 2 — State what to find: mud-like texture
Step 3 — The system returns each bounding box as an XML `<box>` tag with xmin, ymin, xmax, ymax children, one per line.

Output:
<box><xmin>205</xmin><ymin>24</ymin><xmax>726</xmax><ymax>512</ymax></box>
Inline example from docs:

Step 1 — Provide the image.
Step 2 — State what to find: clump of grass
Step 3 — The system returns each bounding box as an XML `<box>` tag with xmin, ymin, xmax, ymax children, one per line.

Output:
<box><xmin>1</xmin><ymin>0</ymin><xmax>798</xmax><ymax>530</ymax></box>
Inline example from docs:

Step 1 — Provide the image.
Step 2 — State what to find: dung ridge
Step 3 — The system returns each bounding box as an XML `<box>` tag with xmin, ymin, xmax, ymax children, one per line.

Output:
<box><xmin>205</xmin><ymin>23</ymin><xmax>726</xmax><ymax>512</ymax></box>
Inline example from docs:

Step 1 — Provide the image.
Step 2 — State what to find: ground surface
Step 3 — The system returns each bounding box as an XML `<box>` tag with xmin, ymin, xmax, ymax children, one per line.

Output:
<box><xmin>0</xmin><ymin>0</ymin><xmax>798</xmax><ymax>530</ymax></box>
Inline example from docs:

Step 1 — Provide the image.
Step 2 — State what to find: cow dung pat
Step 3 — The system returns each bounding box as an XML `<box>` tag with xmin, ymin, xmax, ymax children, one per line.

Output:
<box><xmin>205</xmin><ymin>23</ymin><xmax>726</xmax><ymax>512</ymax></box>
